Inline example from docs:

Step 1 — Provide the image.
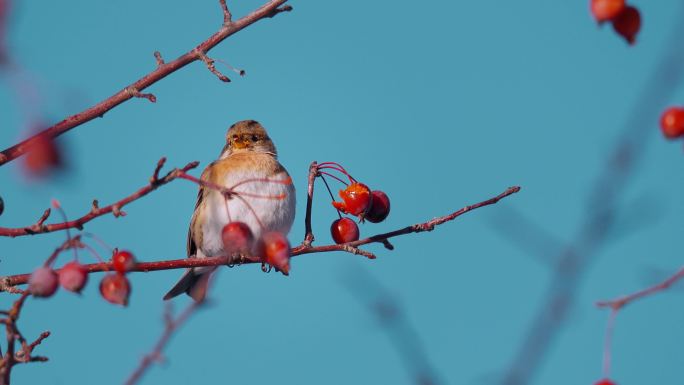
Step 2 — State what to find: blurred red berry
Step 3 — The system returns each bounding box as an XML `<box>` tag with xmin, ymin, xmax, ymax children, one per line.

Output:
<box><xmin>332</xmin><ymin>182</ymin><xmax>372</xmax><ymax>218</ymax></box>
<box><xmin>590</xmin><ymin>0</ymin><xmax>625</xmax><ymax>22</ymax></box>
<box><xmin>58</xmin><ymin>261</ymin><xmax>88</xmax><ymax>293</ymax></box>
<box><xmin>660</xmin><ymin>107</ymin><xmax>684</xmax><ymax>139</ymax></box>
<box><xmin>612</xmin><ymin>6</ymin><xmax>640</xmax><ymax>45</ymax></box>
<box><xmin>256</xmin><ymin>231</ymin><xmax>291</xmax><ymax>275</ymax></box>
<box><xmin>331</xmin><ymin>218</ymin><xmax>360</xmax><ymax>244</ymax></box>
<box><xmin>28</xmin><ymin>266</ymin><xmax>59</xmax><ymax>297</ymax></box>
<box><xmin>99</xmin><ymin>273</ymin><xmax>131</xmax><ymax>306</ymax></box>
<box><xmin>221</xmin><ymin>222</ymin><xmax>254</xmax><ymax>255</ymax></box>
<box><xmin>112</xmin><ymin>250</ymin><xmax>136</xmax><ymax>273</ymax></box>
<box><xmin>23</xmin><ymin>133</ymin><xmax>62</xmax><ymax>177</ymax></box>
<box><xmin>594</xmin><ymin>379</ymin><xmax>617</xmax><ymax>385</ymax></box>
<box><xmin>366</xmin><ymin>190</ymin><xmax>391</xmax><ymax>223</ymax></box>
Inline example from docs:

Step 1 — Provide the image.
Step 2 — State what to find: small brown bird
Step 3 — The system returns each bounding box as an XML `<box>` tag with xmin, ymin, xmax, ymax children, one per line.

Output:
<box><xmin>164</xmin><ymin>120</ymin><xmax>296</xmax><ymax>301</ymax></box>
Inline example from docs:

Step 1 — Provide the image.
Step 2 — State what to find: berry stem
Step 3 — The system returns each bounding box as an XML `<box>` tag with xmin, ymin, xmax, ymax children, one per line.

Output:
<box><xmin>233</xmin><ymin>195</ymin><xmax>266</xmax><ymax>232</ymax></box>
<box><xmin>602</xmin><ymin>308</ymin><xmax>618</xmax><ymax>378</ymax></box>
<box><xmin>319</xmin><ymin>174</ymin><xmax>343</xmax><ymax>219</ymax></box>
<box><xmin>222</xmin><ymin>196</ymin><xmax>233</xmax><ymax>223</ymax></box>
<box><xmin>228</xmin><ymin>176</ymin><xmax>292</xmax><ymax>190</ymax></box>
<box><xmin>52</xmin><ymin>203</ymin><xmax>79</xmax><ymax>261</ymax></box>
<box><xmin>318</xmin><ymin>171</ymin><xmax>349</xmax><ymax>186</ymax></box>
<box><xmin>317</xmin><ymin>162</ymin><xmax>357</xmax><ymax>183</ymax></box>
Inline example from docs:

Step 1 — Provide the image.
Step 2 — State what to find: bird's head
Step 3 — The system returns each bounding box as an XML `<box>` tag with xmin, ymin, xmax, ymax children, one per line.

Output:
<box><xmin>220</xmin><ymin>120</ymin><xmax>277</xmax><ymax>158</ymax></box>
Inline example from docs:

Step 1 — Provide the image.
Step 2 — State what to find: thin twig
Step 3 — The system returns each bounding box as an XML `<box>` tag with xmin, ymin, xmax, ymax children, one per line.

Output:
<box><xmin>124</xmin><ymin>301</ymin><xmax>203</xmax><ymax>385</ymax></box>
<box><xmin>596</xmin><ymin>265</ymin><xmax>684</xmax><ymax>310</ymax></box>
<box><xmin>0</xmin><ymin>158</ymin><xmax>199</xmax><ymax>237</ymax></box>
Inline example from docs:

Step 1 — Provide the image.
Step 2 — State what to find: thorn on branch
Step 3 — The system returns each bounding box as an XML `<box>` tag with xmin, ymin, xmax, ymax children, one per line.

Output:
<box><xmin>197</xmin><ymin>51</ymin><xmax>231</xmax><ymax>82</ymax></box>
<box><xmin>126</xmin><ymin>86</ymin><xmax>157</xmax><ymax>103</ymax></box>
<box><xmin>267</xmin><ymin>5</ymin><xmax>293</xmax><ymax>18</ymax></box>
<box><xmin>182</xmin><ymin>161</ymin><xmax>200</xmax><ymax>172</ymax></box>
<box><xmin>382</xmin><ymin>239</ymin><xmax>394</xmax><ymax>250</ymax></box>
<box><xmin>112</xmin><ymin>205</ymin><xmax>126</xmax><ymax>218</ymax></box>
<box><xmin>91</xmin><ymin>200</ymin><xmax>99</xmax><ymax>212</ymax></box>
<box><xmin>219</xmin><ymin>0</ymin><xmax>232</xmax><ymax>24</ymax></box>
<box><xmin>153</xmin><ymin>51</ymin><xmax>165</xmax><ymax>66</ymax></box>
<box><xmin>36</xmin><ymin>209</ymin><xmax>51</xmax><ymax>227</ymax></box>
<box><xmin>151</xmin><ymin>157</ymin><xmax>167</xmax><ymax>183</ymax></box>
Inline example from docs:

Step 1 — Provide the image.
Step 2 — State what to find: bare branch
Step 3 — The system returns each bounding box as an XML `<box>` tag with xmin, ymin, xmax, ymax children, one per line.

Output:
<box><xmin>0</xmin><ymin>186</ymin><xmax>520</xmax><ymax>290</ymax></box>
<box><xmin>0</xmin><ymin>0</ymin><xmax>291</xmax><ymax>167</ymax></box>
<box><xmin>124</xmin><ymin>301</ymin><xmax>203</xmax><ymax>385</ymax></box>
<box><xmin>596</xmin><ymin>265</ymin><xmax>684</xmax><ymax>310</ymax></box>
<box><xmin>0</xmin><ymin>159</ymin><xmax>199</xmax><ymax>237</ymax></box>
<box><xmin>219</xmin><ymin>0</ymin><xmax>232</xmax><ymax>24</ymax></box>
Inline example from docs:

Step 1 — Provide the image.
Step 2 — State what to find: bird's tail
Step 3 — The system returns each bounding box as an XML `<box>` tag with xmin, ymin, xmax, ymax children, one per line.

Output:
<box><xmin>163</xmin><ymin>268</ymin><xmax>213</xmax><ymax>301</ymax></box>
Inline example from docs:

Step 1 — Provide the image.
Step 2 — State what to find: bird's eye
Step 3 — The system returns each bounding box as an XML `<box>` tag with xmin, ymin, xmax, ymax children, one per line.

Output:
<box><xmin>251</xmin><ymin>135</ymin><xmax>259</xmax><ymax>142</ymax></box>
<box><xmin>232</xmin><ymin>134</ymin><xmax>239</xmax><ymax>141</ymax></box>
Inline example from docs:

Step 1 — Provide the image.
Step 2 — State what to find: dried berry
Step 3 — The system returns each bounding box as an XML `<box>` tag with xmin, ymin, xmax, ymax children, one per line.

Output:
<box><xmin>99</xmin><ymin>273</ymin><xmax>131</xmax><ymax>306</ymax></box>
<box><xmin>28</xmin><ymin>266</ymin><xmax>59</xmax><ymax>298</ymax></box>
<box><xmin>58</xmin><ymin>261</ymin><xmax>89</xmax><ymax>293</ymax></box>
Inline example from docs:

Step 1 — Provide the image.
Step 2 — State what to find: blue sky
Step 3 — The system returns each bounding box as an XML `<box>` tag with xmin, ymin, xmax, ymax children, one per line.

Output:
<box><xmin>1</xmin><ymin>1</ymin><xmax>684</xmax><ymax>384</ymax></box>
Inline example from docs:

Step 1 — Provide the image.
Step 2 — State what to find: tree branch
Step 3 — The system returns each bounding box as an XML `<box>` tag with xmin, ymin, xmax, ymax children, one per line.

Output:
<box><xmin>0</xmin><ymin>293</ymin><xmax>48</xmax><ymax>385</ymax></box>
<box><xmin>0</xmin><ymin>0</ymin><xmax>290</xmax><ymax>167</ymax></box>
<box><xmin>596</xmin><ymin>265</ymin><xmax>684</xmax><ymax>310</ymax></box>
<box><xmin>124</xmin><ymin>301</ymin><xmax>203</xmax><ymax>385</ymax></box>
<box><xmin>0</xmin><ymin>186</ymin><xmax>521</xmax><ymax>290</ymax></box>
<box><xmin>0</xmin><ymin>158</ymin><xmax>199</xmax><ymax>237</ymax></box>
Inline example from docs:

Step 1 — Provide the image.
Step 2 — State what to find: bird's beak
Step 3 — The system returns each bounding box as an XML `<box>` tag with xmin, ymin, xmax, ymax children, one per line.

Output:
<box><xmin>232</xmin><ymin>138</ymin><xmax>251</xmax><ymax>149</ymax></box>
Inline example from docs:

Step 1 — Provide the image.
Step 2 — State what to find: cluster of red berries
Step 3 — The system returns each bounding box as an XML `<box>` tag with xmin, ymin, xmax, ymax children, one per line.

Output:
<box><xmin>659</xmin><ymin>107</ymin><xmax>684</xmax><ymax>140</ymax></box>
<box><xmin>220</xmin><ymin>222</ymin><xmax>291</xmax><ymax>274</ymax></box>
<box><xmin>318</xmin><ymin>162</ymin><xmax>391</xmax><ymax>245</ymax></box>
<box><xmin>590</xmin><ymin>0</ymin><xmax>641</xmax><ymax>45</ymax></box>
<box><xmin>28</xmin><ymin>250</ymin><xmax>136</xmax><ymax>306</ymax></box>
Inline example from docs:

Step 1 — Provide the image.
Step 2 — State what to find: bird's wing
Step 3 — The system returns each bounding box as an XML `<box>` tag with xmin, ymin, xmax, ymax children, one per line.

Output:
<box><xmin>186</xmin><ymin>164</ymin><xmax>213</xmax><ymax>258</ymax></box>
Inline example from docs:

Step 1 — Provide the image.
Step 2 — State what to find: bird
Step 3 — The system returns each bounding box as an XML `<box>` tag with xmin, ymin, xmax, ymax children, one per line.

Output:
<box><xmin>163</xmin><ymin>120</ymin><xmax>296</xmax><ymax>301</ymax></box>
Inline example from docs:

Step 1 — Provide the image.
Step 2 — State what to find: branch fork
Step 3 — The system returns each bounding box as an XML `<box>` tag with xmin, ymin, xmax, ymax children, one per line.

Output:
<box><xmin>196</xmin><ymin>50</ymin><xmax>231</xmax><ymax>82</ymax></box>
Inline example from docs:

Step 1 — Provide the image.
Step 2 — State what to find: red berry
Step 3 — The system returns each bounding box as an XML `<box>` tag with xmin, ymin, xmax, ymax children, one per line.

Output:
<box><xmin>221</xmin><ymin>222</ymin><xmax>254</xmax><ymax>255</ymax></box>
<box><xmin>594</xmin><ymin>379</ymin><xmax>617</xmax><ymax>385</ymax></box>
<box><xmin>612</xmin><ymin>6</ymin><xmax>640</xmax><ymax>45</ymax></box>
<box><xmin>331</xmin><ymin>218</ymin><xmax>360</xmax><ymax>244</ymax></box>
<box><xmin>28</xmin><ymin>266</ymin><xmax>59</xmax><ymax>297</ymax></box>
<box><xmin>112</xmin><ymin>250</ymin><xmax>136</xmax><ymax>273</ymax></box>
<box><xmin>256</xmin><ymin>232</ymin><xmax>291</xmax><ymax>275</ymax></box>
<box><xmin>332</xmin><ymin>182</ymin><xmax>372</xmax><ymax>217</ymax></box>
<box><xmin>23</xmin><ymin>133</ymin><xmax>62</xmax><ymax>177</ymax></box>
<box><xmin>590</xmin><ymin>0</ymin><xmax>625</xmax><ymax>22</ymax></box>
<box><xmin>365</xmin><ymin>190</ymin><xmax>391</xmax><ymax>223</ymax></box>
<box><xmin>58</xmin><ymin>261</ymin><xmax>89</xmax><ymax>293</ymax></box>
<box><xmin>660</xmin><ymin>107</ymin><xmax>684</xmax><ymax>139</ymax></box>
<box><xmin>99</xmin><ymin>273</ymin><xmax>131</xmax><ymax>306</ymax></box>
